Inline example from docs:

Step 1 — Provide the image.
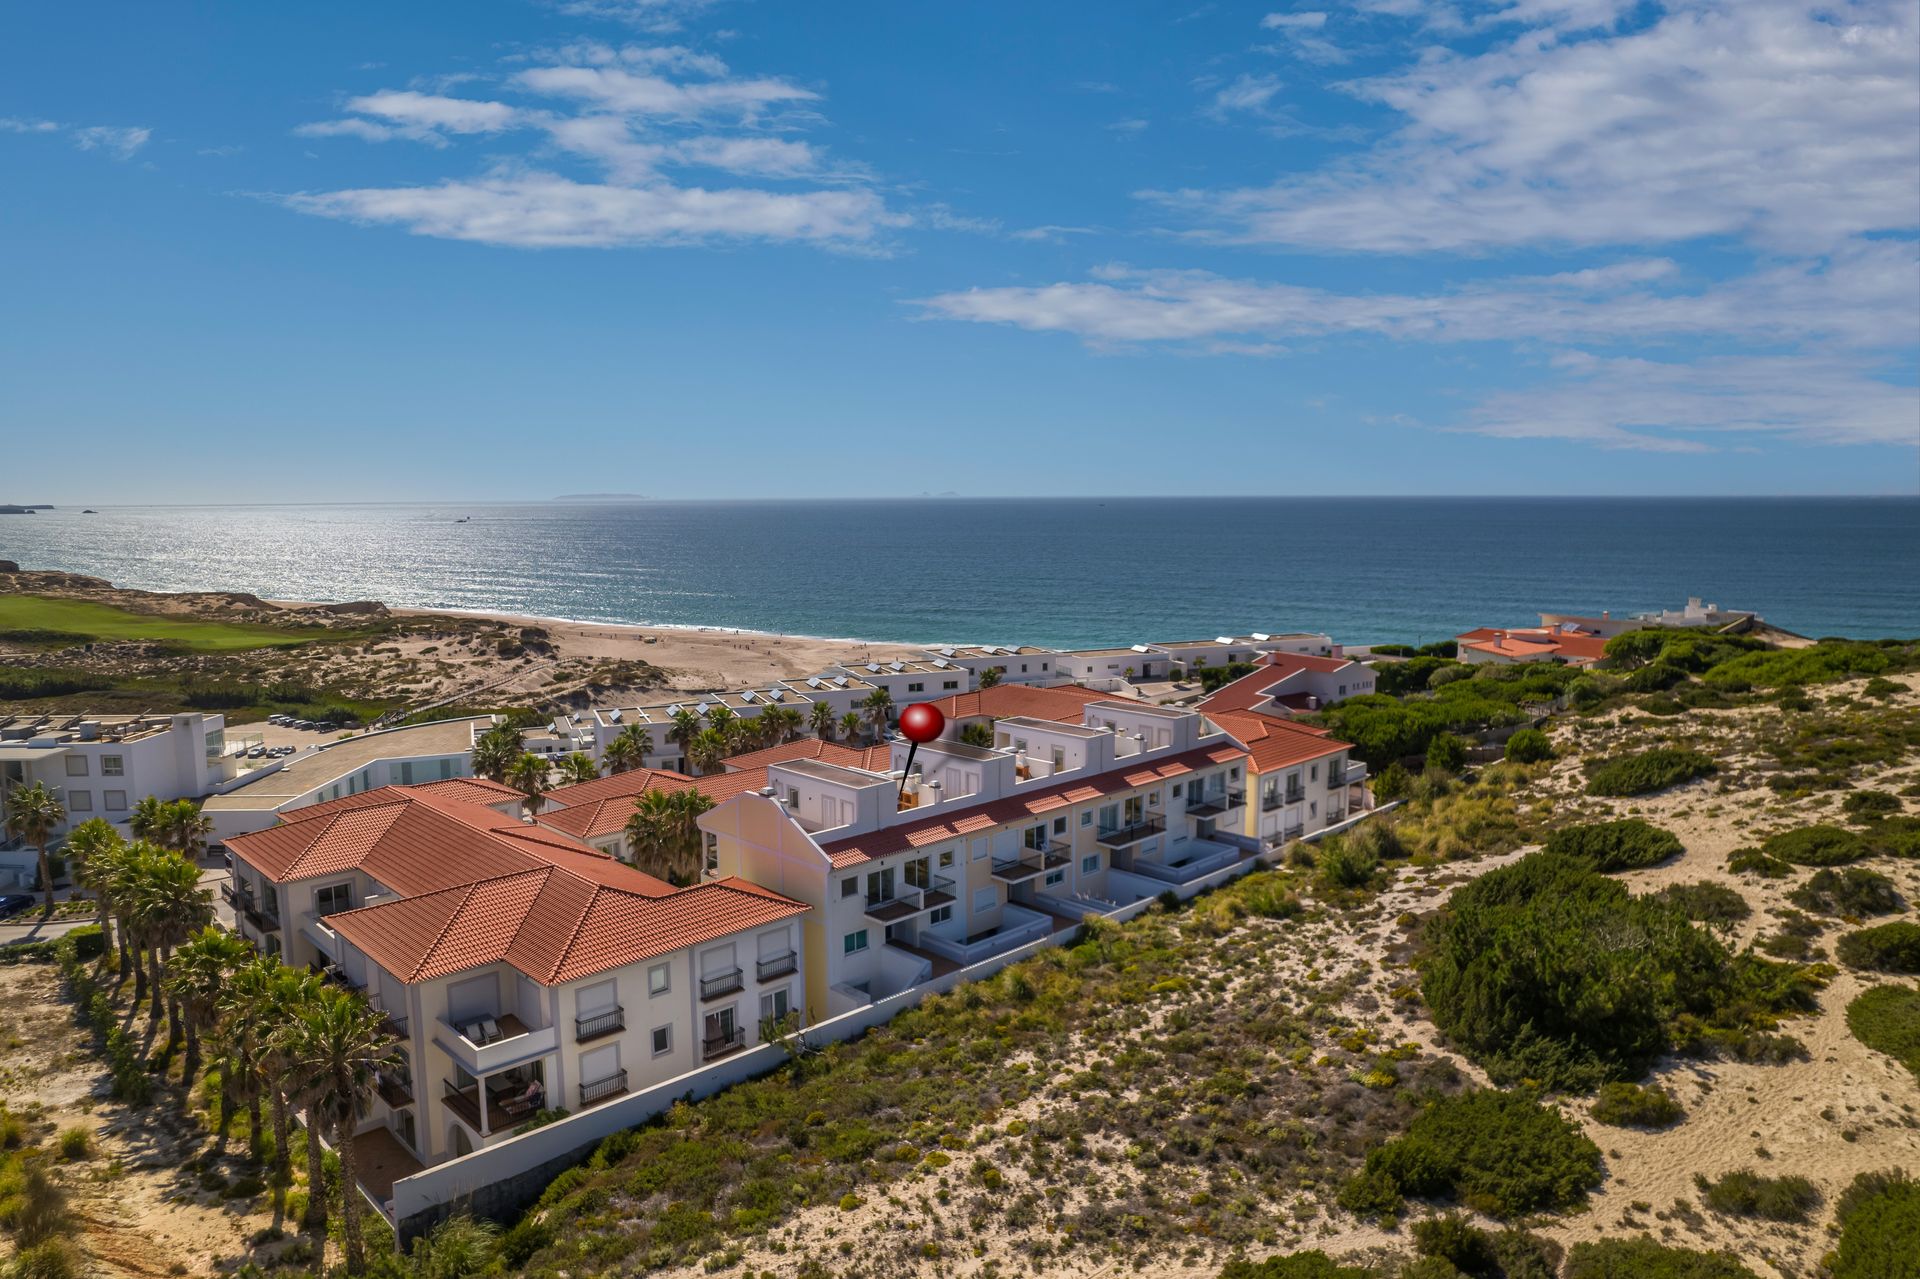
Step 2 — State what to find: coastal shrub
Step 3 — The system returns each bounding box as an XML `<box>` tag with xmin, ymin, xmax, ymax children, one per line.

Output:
<box><xmin>0</xmin><ymin>669</ymin><xmax>114</xmax><ymax>701</ymax></box>
<box><xmin>1338</xmin><ymin>1089</ymin><xmax>1601</xmax><ymax>1220</ymax></box>
<box><xmin>1847</xmin><ymin>985</ymin><xmax>1920</xmax><ymax>1080</ymax></box>
<box><xmin>5</xmin><ymin>1238</ymin><xmax>86</xmax><ymax>1279</ymax></box>
<box><xmin>1543</xmin><ymin>818</ymin><xmax>1683</xmax><ymax>872</ymax></box>
<box><xmin>1864</xmin><ymin>814</ymin><xmax>1920</xmax><ymax>859</ymax></box>
<box><xmin>1584</xmin><ymin>748</ymin><xmax>1716</xmax><ymax>797</ymax></box>
<box><xmin>1425</xmin><ymin>733</ymin><xmax>1468</xmax><ymax>773</ymax></box>
<box><xmin>1836</xmin><ymin>922</ymin><xmax>1920</xmax><ymax>973</ymax></box>
<box><xmin>1218</xmin><ymin>1254</ymin><xmax>1375</xmax><ymax>1279</ymax></box>
<box><xmin>1620</xmin><ymin>661</ymin><xmax>1689</xmax><ymax>693</ymax></box>
<box><xmin>1843</xmin><ymin>790</ymin><xmax>1901</xmax><ymax>820</ymax></box>
<box><xmin>1562</xmin><ymin>1237</ymin><xmax>1759</xmax><ymax>1279</ymax></box>
<box><xmin>1694</xmin><ymin>1169</ymin><xmax>1820</xmax><ymax>1221</ymax></box>
<box><xmin>1373</xmin><ymin>656</ymin><xmax>1455</xmax><ymax>697</ymax></box>
<box><xmin>1502</xmin><ymin>728</ymin><xmax>1553</xmax><ymax>764</ymax></box>
<box><xmin>1861</xmin><ymin>676</ymin><xmax>1904</xmax><ymax>698</ymax></box>
<box><xmin>1589</xmin><ymin>1082</ymin><xmax>1683</xmax><ymax>1129</ymax></box>
<box><xmin>1651</xmin><ymin>882</ymin><xmax>1749</xmax><ymax>928</ymax></box>
<box><xmin>1726</xmin><ymin>847</ymin><xmax>1792</xmax><ymax>878</ymax></box>
<box><xmin>1702</xmin><ymin>640</ymin><xmax>1901</xmax><ymax>690</ymax></box>
<box><xmin>1409</xmin><ymin>1216</ymin><xmax>1560</xmax><ymax>1279</ymax></box>
<box><xmin>1421</xmin><ymin>852</ymin><xmax>1812</xmax><ymax>1089</ymax></box>
<box><xmin>1830</xmin><ymin>1170</ymin><xmax>1920</xmax><ymax>1279</ymax></box>
<box><xmin>1786</xmin><ymin>867</ymin><xmax>1902</xmax><ymax>917</ymax></box>
<box><xmin>1763</xmin><ymin>824</ymin><xmax>1868</xmax><ymax>866</ymax></box>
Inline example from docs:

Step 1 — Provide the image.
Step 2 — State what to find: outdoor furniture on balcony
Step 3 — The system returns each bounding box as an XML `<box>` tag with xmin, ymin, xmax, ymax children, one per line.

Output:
<box><xmin>703</xmin><ymin>1026</ymin><xmax>746</xmax><ymax>1060</ymax></box>
<box><xmin>699</xmin><ymin>968</ymin><xmax>744</xmax><ymax>1001</ymax></box>
<box><xmin>1095</xmin><ymin>814</ymin><xmax>1165</xmax><ymax>848</ymax></box>
<box><xmin>756</xmin><ymin>950</ymin><xmax>798</xmax><ymax>981</ymax></box>
<box><xmin>442</xmin><ymin>1079</ymin><xmax>521</xmax><ymax>1135</ymax></box>
<box><xmin>579</xmin><ymin>1069</ymin><xmax>628</xmax><ymax>1107</ymax></box>
<box><xmin>1187</xmin><ymin>789</ymin><xmax>1246</xmax><ymax>818</ymax></box>
<box><xmin>991</xmin><ymin>849</ymin><xmax>1069</xmax><ymax>881</ymax></box>
<box><xmin>575</xmin><ymin>1006</ymin><xmax>625</xmax><ymax>1043</ymax></box>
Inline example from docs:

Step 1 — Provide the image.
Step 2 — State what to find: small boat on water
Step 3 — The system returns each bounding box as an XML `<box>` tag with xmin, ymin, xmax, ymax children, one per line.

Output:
<box><xmin>82</xmin><ymin>509</ymin><xmax>97</xmax><ymax>514</ymax></box>
<box><xmin>455</xmin><ymin>516</ymin><xmax>470</xmax><ymax>523</ymax></box>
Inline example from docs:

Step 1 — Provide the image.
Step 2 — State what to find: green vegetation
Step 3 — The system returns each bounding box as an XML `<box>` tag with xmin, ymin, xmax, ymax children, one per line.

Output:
<box><xmin>1701</xmin><ymin>640</ymin><xmax>1908</xmax><ymax>690</ymax></box>
<box><xmin>0</xmin><ymin>594</ymin><xmax>329</xmax><ymax>652</ymax></box>
<box><xmin>1589</xmin><ymin>1081</ymin><xmax>1683</xmax><ymax>1128</ymax></box>
<box><xmin>1651</xmin><ymin>882</ymin><xmax>1750</xmax><ymax>928</ymax></box>
<box><xmin>1762</xmin><ymin>824</ymin><xmax>1869</xmax><ymax>866</ymax></box>
<box><xmin>1195</xmin><ymin>661</ymin><xmax>1262</xmax><ymax>693</ymax></box>
<box><xmin>1829</xmin><ymin>1170</ymin><xmax>1920</xmax><ymax>1279</ymax></box>
<box><xmin>1313</xmin><ymin>823</ymin><xmax>1404</xmax><ymax>892</ymax></box>
<box><xmin>1219</xmin><ymin>1254</ymin><xmax>1374</xmax><ymax>1279</ymax></box>
<box><xmin>1405</xmin><ymin>1216</ymin><xmax>1560</xmax><ymax>1279</ymax></box>
<box><xmin>1786</xmin><ymin>866</ymin><xmax>1902</xmax><ymax>916</ymax></box>
<box><xmin>1338</xmin><ymin>1089</ymin><xmax>1601</xmax><ymax>1220</ymax></box>
<box><xmin>1502</xmin><ymin>728</ymin><xmax>1553</xmax><ymax>764</ymax></box>
<box><xmin>1693</xmin><ymin>1168</ymin><xmax>1820</xmax><ymax>1221</ymax></box>
<box><xmin>1313</xmin><ymin>663</ymin><xmax>1580</xmax><ymax>768</ymax></box>
<box><xmin>1425</xmin><ymin>733</ymin><xmax>1468</xmax><ymax>773</ymax></box>
<box><xmin>1422</xmin><ymin>852</ymin><xmax>1821</xmax><ymax>1089</ymax></box>
<box><xmin>1846</xmin><ymin>985</ymin><xmax>1920</xmax><ymax>1080</ymax></box>
<box><xmin>1843</xmin><ymin>789</ymin><xmax>1902</xmax><ymax>820</ymax></box>
<box><xmin>1542</xmin><ymin>818</ymin><xmax>1683</xmax><ymax>871</ymax></box>
<box><xmin>1583</xmin><ymin>748</ymin><xmax>1716</xmax><ymax>797</ymax></box>
<box><xmin>1561</xmin><ymin>1236</ymin><xmax>1760</xmax><ymax>1279</ymax></box>
<box><xmin>1836</xmin><ymin>922</ymin><xmax>1920</xmax><ymax>973</ymax></box>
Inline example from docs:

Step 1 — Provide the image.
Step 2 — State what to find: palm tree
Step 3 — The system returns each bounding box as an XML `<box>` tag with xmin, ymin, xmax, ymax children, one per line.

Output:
<box><xmin>810</xmin><ymin>700</ymin><xmax>835</xmax><ymax>740</ymax></box>
<box><xmin>264</xmin><ymin>966</ymin><xmax>327</xmax><ymax>1193</ymax></box>
<box><xmin>861</xmin><ymin>689</ymin><xmax>894</xmax><ymax>744</ymax></box>
<box><xmin>128</xmin><ymin>794</ymin><xmax>168</xmax><ymax>842</ymax></box>
<box><xmin>89</xmin><ymin>835</ymin><xmax>142</xmax><ymax>984</ymax></box>
<box><xmin>217</xmin><ymin>955</ymin><xmax>282</xmax><ymax>1162</ymax></box>
<box><xmin>158</xmin><ymin>799</ymin><xmax>212</xmax><ymax>860</ymax></box>
<box><xmin>63</xmin><ymin>817</ymin><xmax>123</xmax><ymax>940</ymax></box>
<box><xmin>705</xmin><ymin>705</ymin><xmax>737</xmax><ymax>746</ymax></box>
<box><xmin>603</xmin><ymin>724</ymin><xmax>653</xmax><ymax>774</ymax></box>
<box><xmin>470</xmin><ymin>725</ymin><xmax>522</xmax><ymax>783</ymax></box>
<box><xmin>667</xmin><ymin>709</ymin><xmax>701</xmax><ymax>770</ymax></box>
<box><xmin>979</xmin><ymin>666</ymin><xmax>1002</xmax><ymax>689</ymax></box>
<box><xmin>959</xmin><ymin>721</ymin><xmax>996</xmax><ymax>749</ymax></box>
<box><xmin>4</xmin><ymin>781</ymin><xmax>65</xmax><ymax>911</ymax></box>
<box><xmin>838</xmin><ymin>711</ymin><xmax>862</xmax><ymax>743</ymax></box>
<box><xmin>600</xmin><ymin>735</ymin><xmax>638</xmax><ymax>775</ymax></box>
<box><xmin>504</xmin><ymin>753</ymin><xmax>550</xmax><ymax>819</ymax></box>
<box><xmin>165</xmin><ymin>927</ymin><xmax>252</xmax><ymax>1105</ymax></box>
<box><xmin>288</xmin><ymin>987</ymin><xmax>397</xmax><ymax>1275</ymax></box>
<box><xmin>623</xmin><ymin>789</ymin><xmax>716</xmax><ymax>883</ymax></box>
<box><xmin>764</xmin><ymin>706</ymin><xmax>803</xmax><ymax>745</ymax></box>
<box><xmin>557</xmin><ymin>751</ymin><xmax>600</xmax><ymax>785</ymax></box>
<box><xmin>687</xmin><ymin>729</ymin><xmax>729</xmax><ymax>777</ymax></box>
<box><xmin>128</xmin><ymin>846</ymin><xmax>213</xmax><ymax>1035</ymax></box>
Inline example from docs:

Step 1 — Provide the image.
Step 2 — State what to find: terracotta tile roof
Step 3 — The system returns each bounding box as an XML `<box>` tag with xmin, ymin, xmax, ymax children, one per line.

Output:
<box><xmin>538</xmin><ymin>767</ymin><xmax>772</xmax><ymax>841</ymax></box>
<box><xmin>720</xmin><ymin>738</ymin><xmax>893</xmax><ymax>774</ymax></box>
<box><xmin>816</xmin><ymin>741</ymin><xmax>1247</xmax><ymax>868</ymax></box>
<box><xmin>918</xmin><ymin>682</ymin><xmax>1111</xmax><ymax>725</ymax></box>
<box><xmin>1208</xmin><ymin>711</ymin><xmax>1349</xmax><ymax>774</ymax></box>
<box><xmin>1261</xmin><ymin>651</ymin><xmax>1354</xmax><ymax>676</ymax></box>
<box><xmin>1196</xmin><ymin>652</ymin><xmax>1357</xmax><ymax>715</ymax></box>
<box><xmin>407</xmin><ymin>776</ymin><xmax>526</xmax><ymax>805</ymax></box>
<box><xmin>1456</xmin><ymin>626</ymin><xmax>1609</xmax><ymax>664</ymax></box>
<box><xmin>226</xmin><ymin>784</ymin><xmax>675</xmax><ymax>897</ymax></box>
<box><xmin>329</xmin><ymin>870</ymin><xmax>809</xmax><ymax>986</ymax></box>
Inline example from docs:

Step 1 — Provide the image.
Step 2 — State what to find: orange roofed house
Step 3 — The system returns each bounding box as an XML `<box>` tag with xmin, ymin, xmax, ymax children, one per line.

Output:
<box><xmin>223</xmin><ymin>777</ymin><xmax>809</xmax><ymax>1180</ymax></box>
<box><xmin>1455</xmin><ymin>623</ymin><xmax>1610</xmax><ymax>667</ymax></box>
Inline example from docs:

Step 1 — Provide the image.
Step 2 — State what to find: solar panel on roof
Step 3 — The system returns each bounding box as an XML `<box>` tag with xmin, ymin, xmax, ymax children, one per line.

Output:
<box><xmin>889</xmin><ymin>661</ymin><xmax>904</xmax><ymax>671</ymax></box>
<box><xmin>740</xmin><ymin>690</ymin><xmax>757</xmax><ymax>702</ymax></box>
<box><xmin>666</xmin><ymin>704</ymin><xmax>683</xmax><ymax>716</ymax></box>
<box><xmin>768</xmin><ymin>688</ymin><xmax>783</xmax><ymax>701</ymax></box>
<box><xmin>865</xmin><ymin>662</ymin><xmax>881</xmax><ymax>672</ymax></box>
<box><xmin>608</xmin><ymin>709</ymin><xmax>622</xmax><ymax>723</ymax></box>
<box><xmin>806</xmin><ymin>677</ymin><xmax>823</xmax><ymax>688</ymax></box>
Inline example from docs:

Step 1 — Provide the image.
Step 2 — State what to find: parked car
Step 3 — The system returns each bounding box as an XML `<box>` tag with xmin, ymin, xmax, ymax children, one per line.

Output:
<box><xmin>0</xmin><ymin>893</ymin><xmax>34</xmax><ymax>919</ymax></box>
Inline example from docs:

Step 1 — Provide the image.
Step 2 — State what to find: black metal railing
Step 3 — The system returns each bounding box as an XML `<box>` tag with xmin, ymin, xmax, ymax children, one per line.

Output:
<box><xmin>756</xmin><ymin>951</ymin><xmax>797</xmax><ymax>981</ymax></box>
<box><xmin>703</xmin><ymin>1026</ymin><xmax>745</xmax><ymax>1060</ymax></box>
<box><xmin>1188</xmin><ymin>789</ymin><xmax>1246</xmax><ymax>817</ymax></box>
<box><xmin>575</xmin><ymin>1007</ymin><xmax>625</xmax><ymax>1042</ymax></box>
<box><xmin>1095</xmin><ymin>814</ymin><xmax>1165</xmax><ymax>846</ymax></box>
<box><xmin>699</xmin><ymin>968</ymin><xmax>743</xmax><ymax>1001</ymax></box>
<box><xmin>579</xmin><ymin>1069</ymin><xmax>628</xmax><ymax>1106</ymax></box>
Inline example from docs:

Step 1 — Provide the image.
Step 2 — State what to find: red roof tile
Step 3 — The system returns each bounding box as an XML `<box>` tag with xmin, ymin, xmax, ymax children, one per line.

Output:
<box><xmin>538</xmin><ymin>767</ymin><xmax>772</xmax><ymax>841</ymax></box>
<box><xmin>1196</xmin><ymin>652</ymin><xmax>1358</xmax><ymax>715</ymax></box>
<box><xmin>1208</xmin><ymin>710</ymin><xmax>1349</xmax><ymax>774</ymax></box>
<box><xmin>918</xmin><ymin>682</ymin><xmax>1111</xmax><ymax>725</ymax></box>
<box><xmin>816</xmin><ymin>742</ymin><xmax>1247</xmax><ymax>867</ymax></box>
<box><xmin>1456</xmin><ymin>626</ymin><xmax>1609</xmax><ymax>663</ymax></box>
<box><xmin>720</xmin><ymin>738</ymin><xmax>893</xmax><ymax>773</ymax></box>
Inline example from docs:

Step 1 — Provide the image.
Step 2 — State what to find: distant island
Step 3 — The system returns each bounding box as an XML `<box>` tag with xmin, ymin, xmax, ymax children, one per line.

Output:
<box><xmin>0</xmin><ymin>504</ymin><xmax>53</xmax><ymax>514</ymax></box>
<box><xmin>552</xmin><ymin>493</ymin><xmax>651</xmax><ymax>501</ymax></box>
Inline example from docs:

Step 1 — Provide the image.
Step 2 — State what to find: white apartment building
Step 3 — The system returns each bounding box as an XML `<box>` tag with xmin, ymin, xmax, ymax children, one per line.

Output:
<box><xmin>0</xmin><ymin>712</ymin><xmax>232</xmax><ymax>879</ymax></box>
<box><xmin>1195</xmin><ymin>652</ymin><xmax>1376</xmax><ymax>718</ymax></box>
<box><xmin>203</xmin><ymin>716</ymin><xmax>488</xmax><ymax>844</ymax></box>
<box><xmin>819</xmin><ymin>660</ymin><xmax>969</xmax><ymax>718</ymax></box>
<box><xmin>699</xmin><ymin>700</ymin><xmax>1253</xmax><ymax>1018</ymax></box>
<box><xmin>542</xmin><ymin>677</ymin><xmax>885</xmax><ymax>773</ymax></box>
<box><xmin>223</xmin><ymin>779</ymin><xmax>809</xmax><ymax>1188</ymax></box>
<box><xmin>921</xmin><ymin>645</ymin><xmax>1063</xmax><ymax>687</ymax></box>
<box><xmin>1206</xmin><ymin>711</ymin><xmax>1369</xmax><ymax>849</ymax></box>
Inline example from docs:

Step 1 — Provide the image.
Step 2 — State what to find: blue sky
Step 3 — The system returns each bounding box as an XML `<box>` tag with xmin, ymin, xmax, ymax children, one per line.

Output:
<box><xmin>3</xmin><ymin>0</ymin><xmax>1916</xmax><ymax>502</ymax></box>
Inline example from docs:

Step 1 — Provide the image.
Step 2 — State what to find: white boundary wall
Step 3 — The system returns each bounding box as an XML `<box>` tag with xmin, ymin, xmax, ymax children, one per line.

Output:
<box><xmin>388</xmin><ymin>804</ymin><xmax>1394</xmax><ymax>1241</ymax></box>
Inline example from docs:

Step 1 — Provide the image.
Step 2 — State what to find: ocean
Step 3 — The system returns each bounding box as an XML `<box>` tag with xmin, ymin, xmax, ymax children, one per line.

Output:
<box><xmin>1</xmin><ymin>497</ymin><xmax>1915</xmax><ymax>647</ymax></box>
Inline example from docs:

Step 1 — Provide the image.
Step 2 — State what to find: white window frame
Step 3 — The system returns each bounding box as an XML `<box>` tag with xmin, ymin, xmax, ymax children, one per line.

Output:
<box><xmin>648</xmin><ymin>963</ymin><xmax>671</xmax><ymax>996</ymax></box>
<box><xmin>100</xmin><ymin>755</ymin><xmax>124</xmax><ymax>777</ymax></box>
<box><xmin>651</xmin><ymin>1025</ymin><xmax>673</xmax><ymax>1056</ymax></box>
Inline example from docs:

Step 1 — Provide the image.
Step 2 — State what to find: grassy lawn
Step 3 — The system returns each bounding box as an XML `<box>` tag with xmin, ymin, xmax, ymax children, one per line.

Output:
<box><xmin>0</xmin><ymin>594</ymin><xmax>335</xmax><ymax>651</ymax></box>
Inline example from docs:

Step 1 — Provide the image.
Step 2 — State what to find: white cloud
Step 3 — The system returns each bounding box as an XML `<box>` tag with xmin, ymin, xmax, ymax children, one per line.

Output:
<box><xmin>513</xmin><ymin>65</ymin><xmax>815</xmax><ymax>120</ymax></box>
<box><xmin>1159</xmin><ymin>0</ymin><xmax>1920</xmax><ymax>252</ymax></box>
<box><xmin>1108</xmin><ymin>117</ymin><xmax>1150</xmax><ymax>134</ymax></box>
<box><xmin>4</xmin><ymin>118</ymin><xmax>150</xmax><ymax>160</ymax></box>
<box><xmin>1257</xmin><ymin>10</ymin><xmax>1350</xmax><ymax>62</ymax></box>
<box><xmin>552</xmin><ymin>0</ymin><xmax>721</xmax><ymax>34</ymax></box>
<box><xmin>1206</xmin><ymin>73</ymin><xmax>1286</xmax><ymax>118</ymax></box>
<box><xmin>1261</xmin><ymin>11</ymin><xmax>1327</xmax><ymax>29</ymax></box>
<box><xmin>349</xmin><ymin>90</ymin><xmax>521</xmax><ymax>134</ymax></box>
<box><xmin>283</xmin><ymin>172</ymin><xmax>899</xmax><ymax>249</ymax></box>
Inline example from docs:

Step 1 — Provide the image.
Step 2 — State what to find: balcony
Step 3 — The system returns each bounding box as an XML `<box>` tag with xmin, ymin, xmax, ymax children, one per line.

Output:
<box><xmin>991</xmin><ymin>848</ymin><xmax>1069</xmax><ymax>882</ymax></box>
<box><xmin>575</xmin><ymin>1006</ymin><xmax>625</xmax><ymax>1043</ymax></box>
<box><xmin>1330</xmin><ymin>761</ymin><xmax>1368</xmax><ymax>788</ymax></box>
<box><xmin>442</xmin><ymin>1077</ymin><xmax>543</xmax><ymax>1136</ymax></box>
<box><xmin>1095</xmin><ymin>815</ymin><xmax>1165</xmax><ymax>848</ymax></box>
<box><xmin>756</xmin><ymin>950</ymin><xmax>798</xmax><ymax>982</ymax></box>
<box><xmin>435</xmin><ymin>1013</ymin><xmax>558</xmax><ymax>1076</ymax></box>
<box><xmin>1187</xmin><ymin>789</ymin><xmax>1246</xmax><ymax>819</ymax></box>
<box><xmin>579</xmin><ymin>1069</ymin><xmax>628</xmax><ymax>1108</ymax></box>
<box><xmin>375</xmin><ymin>1070</ymin><xmax>414</xmax><ymax>1109</ymax></box>
<box><xmin>863</xmin><ymin>874</ymin><xmax>956</xmax><ymax>924</ymax></box>
<box><xmin>223</xmin><ymin>884</ymin><xmax>281</xmax><ymax>932</ymax></box>
<box><xmin>375</xmin><ymin>1007</ymin><xmax>410</xmax><ymax>1043</ymax></box>
<box><xmin>700</xmin><ymin>967</ymin><xmax>744</xmax><ymax>1001</ymax></box>
<box><xmin>703</xmin><ymin>1026</ymin><xmax>746</xmax><ymax>1061</ymax></box>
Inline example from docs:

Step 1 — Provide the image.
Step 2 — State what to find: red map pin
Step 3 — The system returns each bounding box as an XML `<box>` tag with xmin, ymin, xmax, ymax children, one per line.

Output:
<box><xmin>897</xmin><ymin>702</ymin><xmax>946</xmax><ymax>802</ymax></box>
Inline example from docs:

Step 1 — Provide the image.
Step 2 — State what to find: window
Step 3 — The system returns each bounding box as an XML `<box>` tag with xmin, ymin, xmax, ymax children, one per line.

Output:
<box><xmin>1230</xmin><ymin>766</ymin><xmax>1241</xmax><ymax>781</ymax></box>
<box><xmin>1020</xmin><ymin>663</ymin><xmax>1029</xmax><ymax>673</ymax></box>
<box><xmin>1041</xmin><ymin>662</ymin><xmax>1049</xmax><ymax>671</ymax></box>
<box><xmin>1044</xmin><ymin>870</ymin><xmax>1064</xmax><ymax>887</ymax></box>
<box><xmin>1081</xmin><ymin>810</ymin><xmax>1092</xmax><ymax>827</ymax></box>
<box><xmin>648</xmin><ymin>963</ymin><xmax>670</xmax><ymax>996</ymax></box>
<box><xmin>64</xmin><ymin>756</ymin><xmax>88</xmax><ymax>777</ymax></box>
<box><xmin>315</xmin><ymin>882</ymin><xmax>352</xmax><ymax>916</ymax></box>
<box><xmin>760</xmin><ymin>987</ymin><xmax>791</xmax><ymax>1023</ymax></box>
<box><xmin>1081</xmin><ymin>854</ymin><xmax>1100</xmax><ymax>874</ymax></box>
<box><xmin>971</xmin><ymin>887</ymin><xmax>996</xmax><ymax>914</ymax></box>
<box><xmin>1052</xmin><ymin>816</ymin><xmax>1067</xmax><ymax>836</ymax></box>
<box><xmin>67</xmin><ymin>791</ymin><xmax>93</xmax><ymax>812</ymax></box>
<box><xmin>1023</xmin><ymin>825</ymin><xmax>1046</xmax><ymax>851</ymax></box>
<box><xmin>651</xmin><ymin>1025</ymin><xmax>672</xmax><ymax>1056</ymax></box>
<box><xmin>704</xmin><ymin>832</ymin><xmax>718</xmax><ymax>871</ymax></box>
<box><xmin>841</xmin><ymin>877</ymin><xmax>858</xmax><ymax>899</ymax></box>
<box><xmin>943</xmin><ymin>680</ymin><xmax>959</xmax><ymax>690</ymax></box>
<box><xmin>100</xmin><ymin>755</ymin><xmax>124</xmax><ymax>777</ymax></box>
<box><xmin>929</xmin><ymin>905</ymin><xmax>952</xmax><ymax>925</ymax></box>
<box><xmin>1310</xmin><ymin>763</ymin><xmax>1320</xmax><ymax>781</ymax></box>
<box><xmin>907</xmin><ymin>682</ymin><xmax>923</xmax><ymax>693</ymax></box>
<box><xmin>103</xmin><ymin>790</ymin><xmax>127</xmax><ymax>812</ymax></box>
<box><xmin>937</xmin><ymin>849</ymin><xmax>954</xmax><ymax>868</ymax></box>
<box><xmin>1338</xmin><ymin>684</ymin><xmax>1347</xmax><ymax>697</ymax></box>
<box><xmin>843</xmin><ymin>930</ymin><xmax>869</xmax><ymax>955</ymax></box>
